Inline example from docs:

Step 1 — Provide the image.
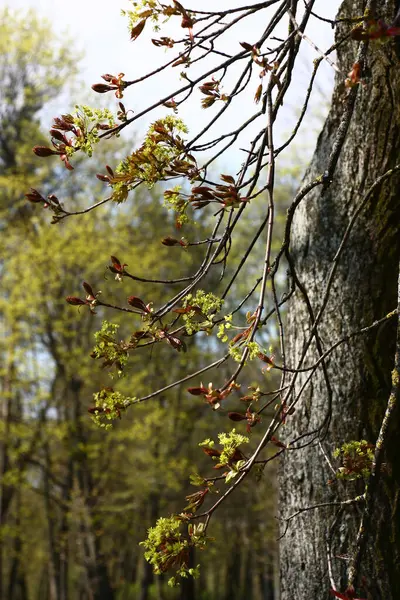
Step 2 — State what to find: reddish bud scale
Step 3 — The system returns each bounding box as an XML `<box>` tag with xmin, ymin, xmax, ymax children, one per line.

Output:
<box><xmin>220</xmin><ymin>174</ymin><xmax>235</xmax><ymax>184</ymax></box>
<box><xmin>82</xmin><ymin>282</ymin><xmax>95</xmax><ymax>298</ymax></box>
<box><xmin>110</xmin><ymin>255</ymin><xmax>125</xmax><ymax>271</ymax></box>
<box><xmin>130</xmin><ymin>19</ymin><xmax>146</xmax><ymax>41</ymax></box>
<box><xmin>127</xmin><ymin>296</ymin><xmax>149</xmax><ymax>312</ymax></box>
<box><xmin>228</xmin><ymin>412</ymin><xmax>247</xmax><ymax>422</ymax></box>
<box><xmin>258</xmin><ymin>352</ymin><xmax>274</xmax><ymax>365</ymax></box>
<box><xmin>161</xmin><ymin>237</ymin><xmax>180</xmax><ymax>246</ymax></box>
<box><xmin>61</xmin><ymin>155</ymin><xmax>74</xmax><ymax>170</ymax></box>
<box><xmin>270</xmin><ymin>436</ymin><xmax>286</xmax><ymax>449</ymax></box>
<box><xmin>88</xmin><ymin>406</ymin><xmax>103</xmax><ymax>414</ymax></box>
<box><xmin>33</xmin><ymin>145</ymin><xmax>60</xmax><ymax>157</ymax></box>
<box><xmin>240</xmin><ymin>41</ymin><xmax>253</xmax><ymax>52</ymax></box>
<box><xmin>96</xmin><ymin>174</ymin><xmax>110</xmax><ymax>182</ymax></box>
<box><xmin>25</xmin><ymin>189</ymin><xmax>45</xmax><ymax>203</ymax></box>
<box><xmin>187</xmin><ymin>386</ymin><xmax>207</xmax><ymax>396</ymax></box>
<box><xmin>202</xmin><ymin>446</ymin><xmax>221</xmax><ymax>458</ymax></box>
<box><xmin>92</xmin><ymin>83</ymin><xmax>115</xmax><ymax>93</ymax></box>
<box><xmin>66</xmin><ymin>296</ymin><xmax>86</xmax><ymax>306</ymax></box>
<box><xmin>50</xmin><ymin>129</ymin><xmax>68</xmax><ymax>143</ymax></box>
<box><xmin>52</xmin><ymin>115</ymin><xmax>74</xmax><ymax>131</ymax></box>
<box><xmin>330</xmin><ymin>588</ymin><xmax>367</xmax><ymax>600</ymax></box>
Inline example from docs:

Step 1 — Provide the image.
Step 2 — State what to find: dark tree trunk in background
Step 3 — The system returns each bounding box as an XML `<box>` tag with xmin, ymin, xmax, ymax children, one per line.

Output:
<box><xmin>139</xmin><ymin>493</ymin><xmax>159</xmax><ymax>600</ymax></box>
<box><xmin>71</xmin><ymin>377</ymin><xmax>115</xmax><ymax>600</ymax></box>
<box><xmin>279</xmin><ymin>1</ymin><xmax>400</xmax><ymax>599</ymax></box>
<box><xmin>7</xmin><ymin>491</ymin><xmax>28</xmax><ymax>600</ymax></box>
<box><xmin>179</xmin><ymin>548</ymin><xmax>195</xmax><ymax>600</ymax></box>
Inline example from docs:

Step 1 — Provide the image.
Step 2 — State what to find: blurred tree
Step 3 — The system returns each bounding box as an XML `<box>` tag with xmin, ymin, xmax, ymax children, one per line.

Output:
<box><xmin>0</xmin><ymin>7</ymin><xmax>77</xmax><ymax>221</ymax></box>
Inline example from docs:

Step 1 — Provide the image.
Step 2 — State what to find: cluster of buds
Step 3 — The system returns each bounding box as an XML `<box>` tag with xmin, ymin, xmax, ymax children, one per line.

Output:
<box><xmin>33</xmin><ymin>109</ymin><xmax>114</xmax><ymax>170</ymax></box>
<box><xmin>161</xmin><ymin>236</ymin><xmax>188</xmax><ymax>247</ymax></box>
<box><xmin>189</xmin><ymin>174</ymin><xmax>247</xmax><ymax>210</ymax></box>
<box><xmin>25</xmin><ymin>189</ymin><xmax>65</xmax><ymax>223</ymax></box>
<box><xmin>33</xmin><ymin>113</ymin><xmax>78</xmax><ymax>170</ymax></box>
<box><xmin>239</xmin><ymin>385</ymin><xmax>262</xmax><ymax>403</ymax></box>
<box><xmin>184</xmin><ymin>488</ymin><xmax>209</xmax><ymax>512</ymax></box>
<box><xmin>228</xmin><ymin>406</ymin><xmax>261</xmax><ymax>433</ymax></box>
<box><xmin>152</xmin><ymin>36</ymin><xmax>175</xmax><ymax>48</ymax></box>
<box><xmin>66</xmin><ymin>282</ymin><xmax>100</xmax><ymax>314</ymax></box>
<box><xmin>128</xmin><ymin>0</ymin><xmax>194</xmax><ymax>45</ymax></box>
<box><xmin>333</xmin><ymin>440</ymin><xmax>375</xmax><ymax>482</ymax></box>
<box><xmin>127</xmin><ymin>295</ymin><xmax>152</xmax><ymax>314</ymax></box>
<box><xmin>199</xmin><ymin>78</ymin><xmax>228</xmax><ymax>109</ymax></box>
<box><xmin>200</xmin><ymin>440</ymin><xmax>245</xmax><ymax>470</ymax></box>
<box><xmin>257</xmin><ymin>351</ymin><xmax>275</xmax><ymax>373</ymax></box>
<box><xmin>240</xmin><ymin>42</ymin><xmax>275</xmax><ymax>104</ymax></box>
<box><xmin>154</xmin><ymin>328</ymin><xmax>187</xmax><ymax>352</ymax></box>
<box><xmin>92</xmin><ymin>73</ymin><xmax>127</xmax><ymax>99</ymax></box>
<box><xmin>108</xmin><ymin>255</ymin><xmax>128</xmax><ymax>282</ymax></box>
<box><xmin>187</xmin><ymin>381</ymin><xmax>240</xmax><ymax>410</ymax></box>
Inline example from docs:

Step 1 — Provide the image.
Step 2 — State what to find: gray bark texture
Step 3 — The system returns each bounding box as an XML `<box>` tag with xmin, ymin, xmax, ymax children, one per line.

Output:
<box><xmin>279</xmin><ymin>1</ymin><xmax>400</xmax><ymax>599</ymax></box>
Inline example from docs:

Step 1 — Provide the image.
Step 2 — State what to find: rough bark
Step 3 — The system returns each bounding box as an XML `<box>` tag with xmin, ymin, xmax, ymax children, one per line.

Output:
<box><xmin>279</xmin><ymin>1</ymin><xmax>400</xmax><ymax>599</ymax></box>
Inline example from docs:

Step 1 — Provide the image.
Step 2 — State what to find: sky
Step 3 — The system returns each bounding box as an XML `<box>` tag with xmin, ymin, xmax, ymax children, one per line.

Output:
<box><xmin>3</xmin><ymin>0</ymin><xmax>343</xmax><ymax>171</ymax></box>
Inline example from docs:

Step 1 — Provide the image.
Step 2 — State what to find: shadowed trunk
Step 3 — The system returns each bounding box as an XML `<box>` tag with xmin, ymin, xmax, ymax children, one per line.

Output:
<box><xmin>279</xmin><ymin>1</ymin><xmax>400</xmax><ymax>599</ymax></box>
<box><xmin>7</xmin><ymin>491</ymin><xmax>28</xmax><ymax>600</ymax></box>
<box><xmin>71</xmin><ymin>376</ymin><xmax>115</xmax><ymax>600</ymax></box>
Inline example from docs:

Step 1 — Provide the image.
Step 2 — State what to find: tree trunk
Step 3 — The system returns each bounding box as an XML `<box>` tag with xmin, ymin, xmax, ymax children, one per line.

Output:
<box><xmin>279</xmin><ymin>1</ymin><xmax>400</xmax><ymax>599</ymax></box>
<box><xmin>71</xmin><ymin>376</ymin><xmax>115</xmax><ymax>600</ymax></box>
<box><xmin>0</xmin><ymin>363</ymin><xmax>12</xmax><ymax>600</ymax></box>
<box><xmin>139</xmin><ymin>493</ymin><xmax>160</xmax><ymax>600</ymax></box>
<box><xmin>7</xmin><ymin>490</ymin><xmax>28</xmax><ymax>600</ymax></box>
<box><xmin>179</xmin><ymin>548</ymin><xmax>195</xmax><ymax>600</ymax></box>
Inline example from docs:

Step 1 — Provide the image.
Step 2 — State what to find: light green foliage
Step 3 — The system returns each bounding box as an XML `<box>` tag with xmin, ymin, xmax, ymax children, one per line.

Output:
<box><xmin>228</xmin><ymin>339</ymin><xmax>262</xmax><ymax>364</ymax></box>
<box><xmin>246</xmin><ymin>341</ymin><xmax>262</xmax><ymax>360</ymax></box>
<box><xmin>217</xmin><ymin>430</ymin><xmax>249</xmax><ymax>466</ymax></box>
<box><xmin>140</xmin><ymin>516</ymin><xmax>188</xmax><ymax>576</ymax></box>
<box><xmin>333</xmin><ymin>439</ymin><xmax>375</xmax><ymax>481</ymax></box>
<box><xmin>71</xmin><ymin>105</ymin><xmax>116</xmax><ymax>157</ymax></box>
<box><xmin>229</xmin><ymin>344</ymin><xmax>243</xmax><ymax>363</ymax></box>
<box><xmin>217</xmin><ymin>313</ymin><xmax>233</xmax><ymax>343</ymax></box>
<box><xmin>217</xmin><ymin>313</ymin><xmax>262</xmax><ymax>363</ymax></box>
<box><xmin>189</xmin><ymin>472</ymin><xmax>207</xmax><ymax>487</ymax></box>
<box><xmin>122</xmin><ymin>0</ymin><xmax>174</xmax><ymax>31</ymax></box>
<box><xmin>112</xmin><ymin>116</ymin><xmax>190</xmax><ymax>202</ymax></box>
<box><xmin>141</xmin><ymin>516</ymin><xmax>206</xmax><ymax>586</ymax></box>
<box><xmin>91</xmin><ymin>388</ymin><xmax>136</xmax><ymax>429</ymax></box>
<box><xmin>163</xmin><ymin>185</ymin><xmax>190</xmax><ymax>227</ymax></box>
<box><xmin>181</xmin><ymin>289</ymin><xmax>223</xmax><ymax>334</ymax></box>
<box><xmin>200</xmin><ymin>431</ymin><xmax>249</xmax><ymax>484</ymax></box>
<box><xmin>92</xmin><ymin>320</ymin><xmax>129</xmax><ymax>376</ymax></box>
<box><xmin>199</xmin><ymin>438</ymin><xmax>215</xmax><ymax>449</ymax></box>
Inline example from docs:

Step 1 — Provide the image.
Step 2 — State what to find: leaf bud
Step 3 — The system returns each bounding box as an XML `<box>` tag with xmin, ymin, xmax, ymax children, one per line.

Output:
<box><xmin>32</xmin><ymin>145</ymin><xmax>60</xmax><ymax>157</ymax></box>
<box><xmin>66</xmin><ymin>296</ymin><xmax>86</xmax><ymax>306</ymax></box>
